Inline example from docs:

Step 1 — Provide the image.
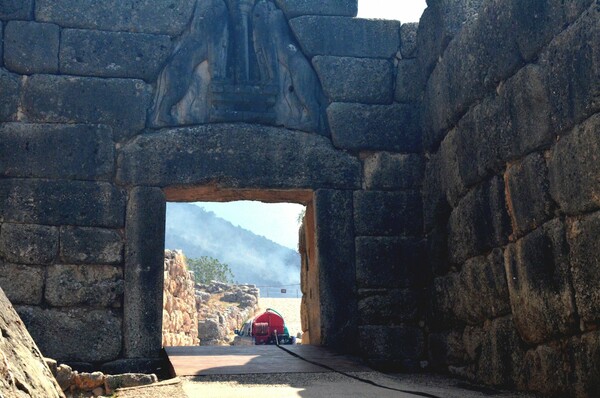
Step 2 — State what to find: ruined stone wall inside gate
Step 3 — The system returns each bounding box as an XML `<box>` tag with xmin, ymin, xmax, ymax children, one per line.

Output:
<box><xmin>0</xmin><ymin>0</ymin><xmax>425</xmax><ymax>372</ymax></box>
<box><xmin>419</xmin><ymin>1</ymin><xmax>599</xmax><ymax>397</ymax></box>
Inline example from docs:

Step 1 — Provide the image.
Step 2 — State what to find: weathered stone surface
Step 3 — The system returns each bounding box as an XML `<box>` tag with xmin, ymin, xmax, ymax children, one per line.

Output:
<box><xmin>505</xmin><ymin>152</ymin><xmax>554</xmax><ymax>238</ymax></box>
<box><xmin>428</xmin><ymin>330</ymin><xmax>468</xmax><ymax>368</ymax></box>
<box><xmin>312</xmin><ymin>56</ymin><xmax>393</xmax><ymax>104</ymax></box>
<box><xmin>60</xmin><ymin>29</ymin><xmax>172</xmax><ymax>81</ymax></box>
<box><xmin>0</xmin><ymin>21</ymin><xmax>3</xmax><ymax>66</ymax></box>
<box><xmin>448</xmin><ymin>176</ymin><xmax>510</xmax><ymax>264</ymax></box>
<box><xmin>400</xmin><ymin>23</ymin><xmax>419</xmax><ymax>59</ymax></box>
<box><xmin>0</xmin><ymin>288</ymin><xmax>65</xmax><ymax>398</ymax></box>
<box><xmin>431</xmin><ymin>249</ymin><xmax>510</xmax><ymax>326</ymax></box>
<box><xmin>290</xmin><ymin>16</ymin><xmax>400</xmax><ymax>58</ymax></box>
<box><xmin>274</xmin><ymin>0</ymin><xmax>357</xmax><ymax>18</ymax></box>
<box><xmin>0</xmin><ymin>263</ymin><xmax>44</xmax><ymax>305</ymax></box>
<box><xmin>124</xmin><ymin>187</ymin><xmax>166</xmax><ymax>358</ymax></box>
<box><xmin>16</xmin><ymin>306</ymin><xmax>122</xmax><ymax>363</ymax></box>
<box><xmin>520</xmin><ymin>344</ymin><xmax>569</xmax><ymax>397</ymax></box>
<box><xmin>568</xmin><ymin>211</ymin><xmax>600</xmax><ymax>327</ymax></box>
<box><xmin>548</xmin><ymin>114</ymin><xmax>600</xmax><ymax>215</ymax></box>
<box><xmin>35</xmin><ymin>0</ymin><xmax>196</xmax><ymax>35</ymax></box>
<box><xmin>22</xmin><ymin>75</ymin><xmax>152</xmax><ymax>140</ymax></box>
<box><xmin>100</xmin><ymin>359</ymin><xmax>165</xmax><ymax>375</ymax></box>
<box><xmin>359</xmin><ymin>325</ymin><xmax>424</xmax><ymax>370</ymax></box>
<box><xmin>0</xmin><ymin>0</ymin><xmax>33</xmax><ymax>20</ymax></box>
<box><xmin>354</xmin><ymin>191</ymin><xmax>423</xmax><ymax>237</ymax></box>
<box><xmin>328</xmin><ymin>103</ymin><xmax>420</xmax><ymax>152</ymax></box>
<box><xmin>568</xmin><ymin>331</ymin><xmax>600</xmax><ymax>398</ymax></box>
<box><xmin>395</xmin><ymin>59</ymin><xmax>423</xmax><ymax>103</ymax></box>
<box><xmin>475</xmin><ymin>316</ymin><xmax>525</xmax><ymax>388</ymax></box>
<box><xmin>0</xmin><ymin>68</ymin><xmax>19</xmax><ymax>122</ymax></box>
<box><xmin>60</xmin><ymin>227</ymin><xmax>123</xmax><ymax>265</ymax></box>
<box><xmin>504</xmin><ymin>219</ymin><xmax>578</xmax><ymax>344</ymax></box>
<box><xmin>416</xmin><ymin>0</ymin><xmax>484</xmax><ymax>76</ymax></box>
<box><xmin>314</xmin><ymin>190</ymin><xmax>357</xmax><ymax>351</ymax></box>
<box><xmin>363</xmin><ymin>152</ymin><xmax>424</xmax><ymax>191</ymax></box>
<box><xmin>4</xmin><ymin>21</ymin><xmax>59</xmax><ymax>74</ymax></box>
<box><xmin>0</xmin><ymin>223</ymin><xmax>58</xmax><ymax>265</ymax></box>
<box><xmin>0</xmin><ymin>179</ymin><xmax>126</xmax><ymax>228</ymax></box>
<box><xmin>539</xmin><ymin>3</ymin><xmax>599</xmax><ymax>135</ymax></box>
<box><xmin>355</xmin><ymin>237</ymin><xmax>426</xmax><ymax>289</ymax></box>
<box><xmin>45</xmin><ymin>265</ymin><xmax>124</xmax><ymax>307</ymax></box>
<box><xmin>117</xmin><ymin>124</ymin><xmax>361</xmax><ymax>190</ymax></box>
<box><xmin>358</xmin><ymin>289</ymin><xmax>419</xmax><ymax>325</ymax></box>
<box><xmin>0</xmin><ymin>123</ymin><xmax>114</xmax><ymax>180</ymax></box>
<box><xmin>105</xmin><ymin>373</ymin><xmax>157</xmax><ymax>394</ymax></box>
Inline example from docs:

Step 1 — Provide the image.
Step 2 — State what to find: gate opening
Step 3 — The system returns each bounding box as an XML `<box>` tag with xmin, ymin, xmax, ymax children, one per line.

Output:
<box><xmin>161</xmin><ymin>188</ymin><xmax>320</xmax><ymax>349</ymax></box>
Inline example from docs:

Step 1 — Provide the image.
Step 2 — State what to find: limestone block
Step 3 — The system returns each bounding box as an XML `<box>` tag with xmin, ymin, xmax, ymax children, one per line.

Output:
<box><xmin>289</xmin><ymin>16</ymin><xmax>400</xmax><ymax>58</ymax></box>
<box><xmin>22</xmin><ymin>75</ymin><xmax>152</xmax><ymax>141</ymax></box>
<box><xmin>520</xmin><ymin>345</ymin><xmax>569</xmax><ymax>396</ymax></box>
<box><xmin>0</xmin><ymin>123</ymin><xmax>114</xmax><ymax>180</ymax></box>
<box><xmin>60</xmin><ymin>227</ymin><xmax>123</xmax><ymax>265</ymax></box>
<box><xmin>0</xmin><ymin>263</ymin><xmax>44</xmax><ymax>305</ymax></box>
<box><xmin>314</xmin><ymin>189</ymin><xmax>357</xmax><ymax>350</ymax></box>
<box><xmin>35</xmin><ymin>0</ymin><xmax>196</xmax><ymax>35</ymax></box>
<box><xmin>475</xmin><ymin>316</ymin><xmax>525</xmax><ymax>388</ymax></box>
<box><xmin>448</xmin><ymin>176</ymin><xmax>510</xmax><ymax>264</ymax></box>
<box><xmin>505</xmin><ymin>152</ymin><xmax>554</xmax><ymax>238</ymax></box>
<box><xmin>124</xmin><ymin>187</ymin><xmax>166</xmax><ymax>358</ymax></box>
<box><xmin>400</xmin><ymin>23</ymin><xmax>419</xmax><ymax>59</ymax></box>
<box><xmin>354</xmin><ymin>190</ymin><xmax>423</xmax><ymax>237</ymax></box>
<box><xmin>60</xmin><ymin>29</ymin><xmax>172</xmax><ymax>81</ymax></box>
<box><xmin>327</xmin><ymin>103</ymin><xmax>420</xmax><ymax>152</ymax></box>
<box><xmin>45</xmin><ymin>264</ymin><xmax>124</xmax><ymax>307</ymax></box>
<box><xmin>4</xmin><ymin>21</ymin><xmax>59</xmax><ymax>74</ymax></box>
<box><xmin>568</xmin><ymin>331</ymin><xmax>600</xmax><ymax>398</ymax></box>
<box><xmin>395</xmin><ymin>59</ymin><xmax>423</xmax><ymax>103</ymax></box>
<box><xmin>428</xmin><ymin>330</ymin><xmax>468</xmax><ymax>368</ymax></box>
<box><xmin>274</xmin><ymin>0</ymin><xmax>357</xmax><ymax>18</ymax></box>
<box><xmin>0</xmin><ymin>223</ymin><xmax>58</xmax><ymax>265</ymax></box>
<box><xmin>104</xmin><ymin>373</ymin><xmax>157</xmax><ymax>394</ymax></box>
<box><xmin>0</xmin><ymin>288</ymin><xmax>65</xmax><ymax>398</ymax></box>
<box><xmin>0</xmin><ymin>21</ymin><xmax>3</xmax><ymax>66</ymax></box>
<box><xmin>357</xmin><ymin>289</ymin><xmax>419</xmax><ymax>325</ymax></box>
<box><xmin>548</xmin><ymin>114</ymin><xmax>600</xmax><ymax>215</ymax></box>
<box><xmin>100</xmin><ymin>359</ymin><xmax>164</xmax><ymax>375</ymax></box>
<box><xmin>116</xmin><ymin>124</ymin><xmax>361</xmax><ymax>190</ymax></box>
<box><xmin>567</xmin><ymin>211</ymin><xmax>600</xmax><ymax>327</ymax></box>
<box><xmin>0</xmin><ymin>179</ymin><xmax>126</xmax><ymax>228</ymax></box>
<box><xmin>0</xmin><ymin>68</ymin><xmax>19</xmax><ymax>122</ymax></box>
<box><xmin>312</xmin><ymin>56</ymin><xmax>393</xmax><ymax>104</ymax></box>
<box><xmin>355</xmin><ymin>237</ymin><xmax>426</xmax><ymax>289</ymax></box>
<box><xmin>358</xmin><ymin>325</ymin><xmax>424</xmax><ymax>369</ymax></box>
<box><xmin>16</xmin><ymin>306</ymin><xmax>122</xmax><ymax>363</ymax></box>
<box><xmin>504</xmin><ymin>219</ymin><xmax>578</xmax><ymax>344</ymax></box>
<box><xmin>540</xmin><ymin>5</ymin><xmax>599</xmax><ymax>134</ymax></box>
<box><xmin>363</xmin><ymin>152</ymin><xmax>424</xmax><ymax>191</ymax></box>
<box><xmin>0</xmin><ymin>0</ymin><xmax>33</xmax><ymax>20</ymax></box>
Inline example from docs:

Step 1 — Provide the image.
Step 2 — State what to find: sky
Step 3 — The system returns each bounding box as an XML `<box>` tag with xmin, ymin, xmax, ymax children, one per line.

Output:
<box><xmin>192</xmin><ymin>2</ymin><xmax>428</xmax><ymax>250</ymax></box>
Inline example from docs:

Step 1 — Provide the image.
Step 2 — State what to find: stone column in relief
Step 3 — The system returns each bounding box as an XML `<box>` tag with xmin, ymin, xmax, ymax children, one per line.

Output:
<box><xmin>124</xmin><ymin>187</ymin><xmax>166</xmax><ymax>358</ymax></box>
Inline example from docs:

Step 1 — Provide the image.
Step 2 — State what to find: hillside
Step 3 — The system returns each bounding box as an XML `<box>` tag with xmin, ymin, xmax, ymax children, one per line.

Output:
<box><xmin>165</xmin><ymin>203</ymin><xmax>301</xmax><ymax>296</ymax></box>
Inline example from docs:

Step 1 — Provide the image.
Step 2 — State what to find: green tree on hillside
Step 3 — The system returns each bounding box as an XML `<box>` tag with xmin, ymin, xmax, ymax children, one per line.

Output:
<box><xmin>186</xmin><ymin>256</ymin><xmax>235</xmax><ymax>284</ymax></box>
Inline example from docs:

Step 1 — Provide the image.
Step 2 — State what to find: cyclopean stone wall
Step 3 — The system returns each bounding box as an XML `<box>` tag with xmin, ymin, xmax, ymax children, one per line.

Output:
<box><xmin>420</xmin><ymin>1</ymin><xmax>599</xmax><ymax>397</ymax></box>
<box><xmin>0</xmin><ymin>0</ymin><xmax>599</xmax><ymax>396</ymax></box>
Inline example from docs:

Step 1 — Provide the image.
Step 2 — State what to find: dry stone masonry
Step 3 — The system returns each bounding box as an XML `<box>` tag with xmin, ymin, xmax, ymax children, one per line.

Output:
<box><xmin>0</xmin><ymin>0</ymin><xmax>598</xmax><ymax>397</ymax></box>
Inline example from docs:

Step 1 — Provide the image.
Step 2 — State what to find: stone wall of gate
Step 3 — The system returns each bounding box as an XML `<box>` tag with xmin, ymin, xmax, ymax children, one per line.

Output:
<box><xmin>419</xmin><ymin>1</ymin><xmax>599</xmax><ymax>397</ymax></box>
<box><xmin>0</xmin><ymin>0</ymin><xmax>425</xmax><ymax>375</ymax></box>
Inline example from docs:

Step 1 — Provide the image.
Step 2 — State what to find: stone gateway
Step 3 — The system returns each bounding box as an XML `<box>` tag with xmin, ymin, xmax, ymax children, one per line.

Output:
<box><xmin>0</xmin><ymin>1</ymin><xmax>598</xmax><ymax>397</ymax></box>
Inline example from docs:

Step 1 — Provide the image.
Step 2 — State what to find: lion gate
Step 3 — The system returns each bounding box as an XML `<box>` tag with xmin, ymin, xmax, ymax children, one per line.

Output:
<box><xmin>1</xmin><ymin>0</ymin><xmax>599</xmax><ymax>396</ymax></box>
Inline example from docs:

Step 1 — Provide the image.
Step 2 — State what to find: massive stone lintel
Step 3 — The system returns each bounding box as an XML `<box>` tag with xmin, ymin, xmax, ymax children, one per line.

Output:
<box><xmin>149</xmin><ymin>0</ymin><xmax>327</xmax><ymax>134</ymax></box>
<box><xmin>117</xmin><ymin>124</ymin><xmax>361</xmax><ymax>190</ymax></box>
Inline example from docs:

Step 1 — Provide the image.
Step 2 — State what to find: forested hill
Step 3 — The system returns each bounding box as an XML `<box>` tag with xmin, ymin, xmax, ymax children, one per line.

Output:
<box><xmin>165</xmin><ymin>203</ymin><xmax>301</xmax><ymax>294</ymax></box>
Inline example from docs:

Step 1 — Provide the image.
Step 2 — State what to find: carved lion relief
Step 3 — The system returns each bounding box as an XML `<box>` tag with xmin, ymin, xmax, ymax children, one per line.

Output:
<box><xmin>149</xmin><ymin>0</ymin><xmax>328</xmax><ymax>134</ymax></box>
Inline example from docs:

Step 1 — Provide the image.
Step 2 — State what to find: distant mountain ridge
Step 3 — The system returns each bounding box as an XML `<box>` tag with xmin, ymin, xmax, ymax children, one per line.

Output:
<box><xmin>165</xmin><ymin>203</ymin><xmax>301</xmax><ymax>295</ymax></box>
